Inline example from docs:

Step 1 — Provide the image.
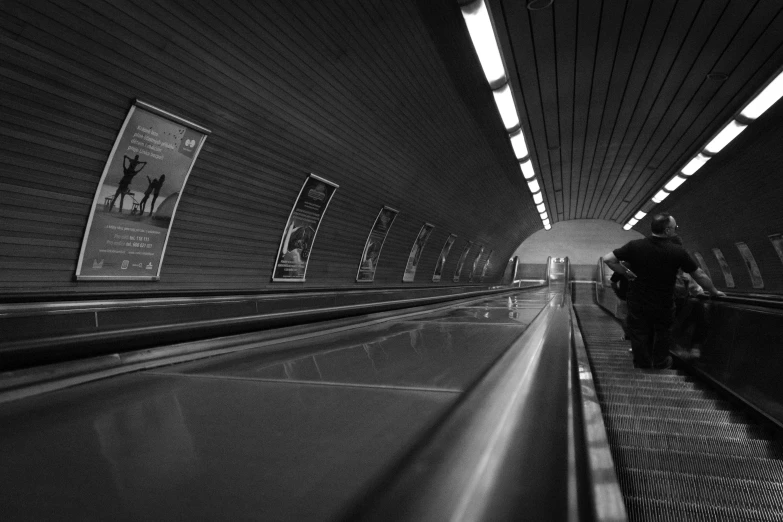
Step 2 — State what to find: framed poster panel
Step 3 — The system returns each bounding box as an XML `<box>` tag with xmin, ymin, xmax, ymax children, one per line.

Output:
<box><xmin>75</xmin><ymin>100</ymin><xmax>210</xmax><ymax>280</ymax></box>
<box><xmin>692</xmin><ymin>252</ymin><xmax>711</xmax><ymax>279</ymax></box>
<box><xmin>356</xmin><ymin>206</ymin><xmax>399</xmax><ymax>282</ymax></box>
<box><xmin>735</xmin><ymin>242</ymin><xmax>764</xmax><ymax>288</ymax></box>
<box><xmin>433</xmin><ymin>234</ymin><xmax>457</xmax><ymax>282</ymax></box>
<box><xmin>469</xmin><ymin>246</ymin><xmax>485</xmax><ymax>282</ymax></box>
<box><xmin>769</xmin><ymin>233</ymin><xmax>783</xmax><ymax>266</ymax></box>
<box><xmin>711</xmin><ymin>248</ymin><xmax>735</xmax><ymax>288</ymax></box>
<box><xmin>453</xmin><ymin>241</ymin><xmax>473</xmax><ymax>283</ymax></box>
<box><xmin>402</xmin><ymin>223</ymin><xmax>435</xmax><ymax>282</ymax></box>
<box><xmin>480</xmin><ymin>250</ymin><xmax>493</xmax><ymax>282</ymax></box>
<box><xmin>272</xmin><ymin>174</ymin><xmax>339</xmax><ymax>282</ymax></box>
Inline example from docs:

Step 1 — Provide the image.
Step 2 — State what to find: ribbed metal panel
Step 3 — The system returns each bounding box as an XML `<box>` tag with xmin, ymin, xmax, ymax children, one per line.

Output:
<box><xmin>574</xmin><ymin>304</ymin><xmax>783</xmax><ymax>521</ymax></box>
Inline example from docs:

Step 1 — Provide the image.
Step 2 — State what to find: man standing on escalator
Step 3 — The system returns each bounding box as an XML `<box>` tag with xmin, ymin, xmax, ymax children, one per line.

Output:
<box><xmin>602</xmin><ymin>213</ymin><xmax>725</xmax><ymax>369</ymax></box>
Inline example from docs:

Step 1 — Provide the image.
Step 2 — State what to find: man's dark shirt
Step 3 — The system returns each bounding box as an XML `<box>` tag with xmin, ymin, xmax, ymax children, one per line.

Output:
<box><xmin>613</xmin><ymin>236</ymin><xmax>698</xmax><ymax>309</ymax></box>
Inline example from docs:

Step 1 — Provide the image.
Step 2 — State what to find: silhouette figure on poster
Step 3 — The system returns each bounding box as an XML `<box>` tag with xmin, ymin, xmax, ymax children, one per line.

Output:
<box><xmin>110</xmin><ymin>154</ymin><xmax>147</xmax><ymax>213</ymax></box>
<box><xmin>139</xmin><ymin>175</ymin><xmax>165</xmax><ymax>216</ymax></box>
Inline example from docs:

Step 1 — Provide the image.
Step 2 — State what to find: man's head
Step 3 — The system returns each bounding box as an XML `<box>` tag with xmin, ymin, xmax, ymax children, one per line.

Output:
<box><xmin>651</xmin><ymin>213</ymin><xmax>678</xmax><ymax>237</ymax></box>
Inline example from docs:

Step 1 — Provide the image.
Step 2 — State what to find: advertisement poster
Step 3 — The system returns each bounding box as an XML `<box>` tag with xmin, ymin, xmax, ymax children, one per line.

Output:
<box><xmin>711</xmin><ymin>248</ymin><xmax>735</xmax><ymax>288</ymax></box>
<box><xmin>480</xmin><ymin>250</ymin><xmax>493</xmax><ymax>282</ymax></box>
<box><xmin>356</xmin><ymin>206</ymin><xmax>398</xmax><ymax>282</ymax></box>
<box><xmin>692</xmin><ymin>252</ymin><xmax>711</xmax><ymax>279</ymax></box>
<box><xmin>469</xmin><ymin>246</ymin><xmax>485</xmax><ymax>282</ymax></box>
<box><xmin>769</xmin><ymin>233</ymin><xmax>783</xmax><ymax>266</ymax></box>
<box><xmin>432</xmin><ymin>234</ymin><xmax>457</xmax><ymax>282</ymax></box>
<box><xmin>75</xmin><ymin>101</ymin><xmax>209</xmax><ymax>280</ymax></box>
<box><xmin>735</xmin><ymin>242</ymin><xmax>764</xmax><ymax>288</ymax></box>
<box><xmin>402</xmin><ymin>223</ymin><xmax>435</xmax><ymax>282</ymax></box>
<box><xmin>272</xmin><ymin>174</ymin><xmax>338</xmax><ymax>282</ymax></box>
<box><xmin>453</xmin><ymin>241</ymin><xmax>473</xmax><ymax>282</ymax></box>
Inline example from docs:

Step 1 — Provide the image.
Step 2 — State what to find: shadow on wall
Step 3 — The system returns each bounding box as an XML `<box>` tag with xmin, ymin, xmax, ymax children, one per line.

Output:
<box><xmin>512</xmin><ymin>220</ymin><xmax>644</xmax><ymax>280</ymax></box>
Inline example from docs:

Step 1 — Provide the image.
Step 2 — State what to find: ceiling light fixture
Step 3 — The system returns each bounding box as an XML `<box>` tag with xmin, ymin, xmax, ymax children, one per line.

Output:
<box><xmin>461</xmin><ymin>0</ymin><xmax>506</xmax><ymax>86</ymax></box>
<box><xmin>704</xmin><ymin>120</ymin><xmax>747</xmax><ymax>154</ymax></box>
<box><xmin>664</xmin><ymin>175</ymin><xmax>687</xmax><ymax>192</ymax></box>
<box><xmin>492</xmin><ymin>83</ymin><xmax>520</xmax><ymax>130</ymax></box>
<box><xmin>740</xmin><ymin>70</ymin><xmax>783</xmax><ymax>120</ymax></box>
<box><xmin>533</xmin><ymin>192</ymin><xmax>543</xmax><ymax>205</ymax></box>
<box><xmin>527</xmin><ymin>179</ymin><xmax>540</xmax><ymax>193</ymax></box>
<box><xmin>520</xmin><ymin>160</ymin><xmax>535</xmax><ymax>180</ymax></box>
<box><xmin>509</xmin><ymin>129</ymin><xmax>529</xmax><ymax>159</ymax></box>
<box><xmin>681</xmin><ymin>153</ymin><xmax>709</xmax><ymax>176</ymax></box>
<box><xmin>536</xmin><ymin>203</ymin><xmax>546</xmax><ymax>213</ymax></box>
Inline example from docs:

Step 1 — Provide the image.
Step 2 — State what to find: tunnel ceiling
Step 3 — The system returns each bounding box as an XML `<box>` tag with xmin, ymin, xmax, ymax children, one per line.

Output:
<box><xmin>433</xmin><ymin>0</ymin><xmax>783</xmax><ymax>225</ymax></box>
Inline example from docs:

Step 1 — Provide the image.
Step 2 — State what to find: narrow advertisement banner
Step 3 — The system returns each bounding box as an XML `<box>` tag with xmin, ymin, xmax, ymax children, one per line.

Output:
<box><xmin>356</xmin><ymin>206</ymin><xmax>399</xmax><ymax>282</ymax></box>
<box><xmin>768</xmin><ymin>233</ymin><xmax>783</xmax><ymax>266</ymax></box>
<box><xmin>711</xmin><ymin>248</ymin><xmax>735</xmax><ymax>288</ymax></box>
<box><xmin>432</xmin><ymin>234</ymin><xmax>457</xmax><ymax>282</ymax></box>
<box><xmin>402</xmin><ymin>223</ymin><xmax>435</xmax><ymax>282</ymax></box>
<box><xmin>75</xmin><ymin>101</ymin><xmax>209</xmax><ymax>280</ymax></box>
<box><xmin>469</xmin><ymin>246</ymin><xmax>485</xmax><ymax>282</ymax></box>
<box><xmin>272</xmin><ymin>174</ymin><xmax>338</xmax><ymax>282</ymax></box>
<box><xmin>453</xmin><ymin>241</ymin><xmax>473</xmax><ymax>283</ymax></box>
<box><xmin>692</xmin><ymin>252</ymin><xmax>711</xmax><ymax>279</ymax></box>
<box><xmin>735</xmin><ymin>242</ymin><xmax>764</xmax><ymax>288</ymax></box>
<box><xmin>480</xmin><ymin>250</ymin><xmax>493</xmax><ymax>282</ymax></box>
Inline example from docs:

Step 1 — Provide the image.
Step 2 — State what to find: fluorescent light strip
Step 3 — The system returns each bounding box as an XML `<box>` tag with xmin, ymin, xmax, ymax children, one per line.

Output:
<box><xmin>634</xmin><ymin>211</ymin><xmax>646</xmax><ymax>220</ymax></box>
<box><xmin>542</xmin><ymin>218</ymin><xmax>550</xmax><ymax>226</ymax></box>
<box><xmin>652</xmin><ymin>189</ymin><xmax>670</xmax><ymax>203</ymax></box>
<box><xmin>510</xmin><ymin>129</ymin><xmax>529</xmax><ymax>159</ymax></box>
<box><xmin>628</xmin><ymin>217</ymin><xmax>639</xmax><ymax>226</ymax></box>
<box><xmin>520</xmin><ymin>159</ymin><xmax>535</xmax><ymax>180</ymax></box>
<box><xmin>623</xmin><ymin>224</ymin><xmax>633</xmax><ymax>231</ymax></box>
<box><xmin>533</xmin><ymin>192</ymin><xmax>543</xmax><ymax>205</ymax></box>
<box><xmin>681</xmin><ymin>153</ymin><xmax>709</xmax><ymax>176</ymax></box>
<box><xmin>461</xmin><ymin>0</ymin><xmax>506</xmax><ymax>85</ymax></box>
<box><xmin>527</xmin><ymin>179</ymin><xmax>540</xmax><ymax>193</ymax></box>
<box><xmin>540</xmin><ymin>211</ymin><xmax>548</xmax><ymax>220</ymax></box>
<box><xmin>704</xmin><ymin>120</ymin><xmax>747</xmax><ymax>154</ymax></box>
<box><xmin>536</xmin><ymin>203</ymin><xmax>546</xmax><ymax>213</ymax></box>
<box><xmin>664</xmin><ymin>175</ymin><xmax>687</xmax><ymax>192</ymax></box>
<box><xmin>492</xmin><ymin>84</ymin><xmax>520</xmax><ymax>130</ymax></box>
<box><xmin>544</xmin><ymin>224</ymin><xmax>552</xmax><ymax>230</ymax></box>
<box><xmin>741</xmin><ymin>70</ymin><xmax>783</xmax><ymax>120</ymax></box>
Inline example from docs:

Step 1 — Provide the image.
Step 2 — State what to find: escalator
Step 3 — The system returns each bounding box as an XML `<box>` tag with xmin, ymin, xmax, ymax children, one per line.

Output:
<box><xmin>573</xmin><ymin>302</ymin><xmax>783</xmax><ymax>521</ymax></box>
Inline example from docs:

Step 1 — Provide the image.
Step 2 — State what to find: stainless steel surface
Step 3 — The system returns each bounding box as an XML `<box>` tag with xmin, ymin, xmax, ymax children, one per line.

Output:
<box><xmin>0</xmin><ymin>287</ymin><xmax>555</xmax><ymax>521</ymax></box>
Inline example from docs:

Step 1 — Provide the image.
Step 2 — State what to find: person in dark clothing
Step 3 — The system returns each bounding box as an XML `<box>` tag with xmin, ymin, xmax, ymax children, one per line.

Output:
<box><xmin>602</xmin><ymin>213</ymin><xmax>725</xmax><ymax>369</ymax></box>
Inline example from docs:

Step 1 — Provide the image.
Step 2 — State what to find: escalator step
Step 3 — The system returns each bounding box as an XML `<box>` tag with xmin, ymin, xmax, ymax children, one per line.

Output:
<box><xmin>607</xmin><ymin>428</ymin><xmax>783</xmax><ymax>458</ymax></box>
<box><xmin>604</xmin><ymin>413</ymin><xmax>770</xmax><ymax>440</ymax></box>
<box><xmin>612</xmin><ymin>446</ymin><xmax>783</xmax><ymax>481</ymax></box>
<box><xmin>597</xmin><ymin>391</ymin><xmax>728</xmax><ymax>406</ymax></box>
<box><xmin>624</xmin><ymin>495</ymin><xmax>783</xmax><ymax>522</ymax></box>
<box><xmin>620</xmin><ymin>468</ymin><xmax>783</xmax><ymax>515</ymax></box>
<box><xmin>602</xmin><ymin>403</ymin><xmax>749</xmax><ymax>424</ymax></box>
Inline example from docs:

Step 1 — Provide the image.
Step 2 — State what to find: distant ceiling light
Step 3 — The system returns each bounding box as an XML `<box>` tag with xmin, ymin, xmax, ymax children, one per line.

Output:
<box><xmin>652</xmin><ymin>189</ymin><xmax>670</xmax><ymax>203</ymax></box>
<box><xmin>540</xmin><ymin>211</ymin><xmax>548</xmax><ymax>220</ymax></box>
<box><xmin>527</xmin><ymin>178</ymin><xmax>540</xmax><ymax>193</ymax></box>
<box><xmin>492</xmin><ymin>83</ymin><xmax>520</xmax><ymax>130</ymax></box>
<box><xmin>544</xmin><ymin>223</ymin><xmax>552</xmax><ymax>230</ymax></box>
<box><xmin>628</xmin><ymin>217</ymin><xmax>639</xmax><ymax>226</ymax></box>
<box><xmin>681</xmin><ymin>153</ymin><xmax>709</xmax><ymax>176</ymax></box>
<box><xmin>510</xmin><ymin>129</ymin><xmax>529</xmax><ymax>159</ymax></box>
<box><xmin>536</xmin><ymin>203</ymin><xmax>546</xmax><ymax>212</ymax></box>
<box><xmin>664</xmin><ymin>175</ymin><xmax>687</xmax><ymax>192</ymax></box>
<box><xmin>740</xmin><ymin>70</ymin><xmax>783</xmax><ymax>120</ymax></box>
<box><xmin>533</xmin><ymin>192</ymin><xmax>543</xmax><ymax>204</ymax></box>
<box><xmin>623</xmin><ymin>224</ymin><xmax>633</xmax><ymax>231</ymax></box>
<box><xmin>634</xmin><ymin>211</ymin><xmax>647</xmax><ymax>220</ymax></box>
<box><xmin>704</xmin><ymin>120</ymin><xmax>747</xmax><ymax>154</ymax></box>
<box><xmin>520</xmin><ymin>159</ymin><xmax>536</xmax><ymax>180</ymax></box>
<box><xmin>461</xmin><ymin>0</ymin><xmax>507</xmax><ymax>86</ymax></box>
<box><xmin>542</xmin><ymin>218</ymin><xmax>550</xmax><ymax>226</ymax></box>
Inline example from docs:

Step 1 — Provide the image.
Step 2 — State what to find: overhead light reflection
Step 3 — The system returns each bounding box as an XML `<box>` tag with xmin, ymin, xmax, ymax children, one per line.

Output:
<box><xmin>664</xmin><ymin>175</ymin><xmax>687</xmax><ymax>192</ymax></box>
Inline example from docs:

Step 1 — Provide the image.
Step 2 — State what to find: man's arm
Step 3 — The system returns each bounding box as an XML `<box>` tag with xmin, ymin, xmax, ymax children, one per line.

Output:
<box><xmin>687</xmin><ymin>268</ymin><xmax>726</xmax><ymax>297</ymax></box>
<box><xmin>602</xmin><ymin>252</ymin><xmax>637</xmax><ymax>281</ymax></box>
